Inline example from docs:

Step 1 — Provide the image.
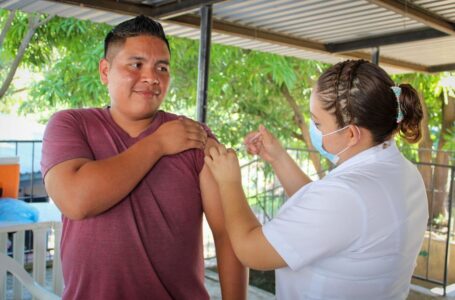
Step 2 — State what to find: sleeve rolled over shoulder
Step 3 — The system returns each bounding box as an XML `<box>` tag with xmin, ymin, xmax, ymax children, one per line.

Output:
<box><xmin>41</xmin><ymin>110</ymin><xmax>94</xmax><ymax>178</ymax></box>
<box><xmin>194</xmin><ymin>122</ymin><xmax>218</xmax><ymax>174</ymax></box>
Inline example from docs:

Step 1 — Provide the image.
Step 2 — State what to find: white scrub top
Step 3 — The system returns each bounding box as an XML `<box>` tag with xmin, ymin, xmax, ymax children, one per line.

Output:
<box><xmin>262</xmin><ymin>140</ymin><xmax>428</xmax><ymax>300</ymax></box>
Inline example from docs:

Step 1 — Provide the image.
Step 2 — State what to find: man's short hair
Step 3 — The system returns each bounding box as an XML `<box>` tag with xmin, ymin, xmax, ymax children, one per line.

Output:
<box><xmin>104</xmin><ymin>15</ymin><xmax>170</xmax><ymax>60</ymax></box>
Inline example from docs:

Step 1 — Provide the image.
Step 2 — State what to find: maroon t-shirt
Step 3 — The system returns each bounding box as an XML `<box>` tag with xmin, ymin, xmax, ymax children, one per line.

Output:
<box><xmin>41</xmin><ymin>108</ymin><xmax>214</xmax><ymax>300</ymax></box>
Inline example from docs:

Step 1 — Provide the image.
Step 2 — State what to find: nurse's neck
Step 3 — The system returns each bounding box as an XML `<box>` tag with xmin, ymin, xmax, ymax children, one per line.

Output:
<box><xmin>337</xmin><ymin>127</ymin><xmax>376</xmax><ymax>165</ymax></box>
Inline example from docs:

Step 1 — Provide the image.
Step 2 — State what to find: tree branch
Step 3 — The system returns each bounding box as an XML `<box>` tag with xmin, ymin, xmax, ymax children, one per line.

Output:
<box><xmin>0</xmin><ymin>13</ymin><xmax>54</xmax><ymax>99</ymax></box>
<box><xmin>279</xmin><ymin>83</ymin><xmax>324</xmax><ymax>178</ymax></box>
<box><xmin>0</xmin><ymin>10</ymin><xmax>16</xmax><ymax>50</ymax></box>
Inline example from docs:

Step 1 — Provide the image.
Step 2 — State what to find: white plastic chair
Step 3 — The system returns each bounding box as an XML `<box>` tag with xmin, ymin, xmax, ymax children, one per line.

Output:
<box><xmin>0</xmin><ymin>253</ymin><xmax>61</xmax><ymax>300</ymax></box>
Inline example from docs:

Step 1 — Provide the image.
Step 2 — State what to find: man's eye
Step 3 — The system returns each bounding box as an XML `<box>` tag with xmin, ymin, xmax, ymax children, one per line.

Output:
<box><xmin>158</xmin><ymin>66</ymin><xmax>169</xmax><ymax>72</ymax></box>
<box><xmin>131</xmin><ymin>63</ymin><xmax>141</xmax><ymax>68</ymax></box>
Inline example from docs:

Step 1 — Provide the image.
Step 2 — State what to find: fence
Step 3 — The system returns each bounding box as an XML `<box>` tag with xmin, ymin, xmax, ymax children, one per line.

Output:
<box><xmin>413</xmin><ymin>162</ymin><xmax>454</xmax><ymax>296</ymax></box>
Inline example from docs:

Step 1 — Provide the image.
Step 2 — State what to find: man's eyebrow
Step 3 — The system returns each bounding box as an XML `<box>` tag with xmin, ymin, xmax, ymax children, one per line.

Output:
<box><xmin>127</xmin><ymin>56</ymin><xmax>146</xmax><ymax>61</ymax></box>
<box><xmin>156</xmin><ymin>60</ymin><xmax>170</xmax><ymax>65</ymax></box>
<box><xmin>126</xmin><ymin>57</ymin><xmax>169</xmax><ymax>65</ymax></box>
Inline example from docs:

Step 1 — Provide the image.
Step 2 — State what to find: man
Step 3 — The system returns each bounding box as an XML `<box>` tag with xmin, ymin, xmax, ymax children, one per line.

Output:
<box><xmin>41</xmin><ymin>15</ymin><xmax>247</xmax><ymax>299</ymax></box>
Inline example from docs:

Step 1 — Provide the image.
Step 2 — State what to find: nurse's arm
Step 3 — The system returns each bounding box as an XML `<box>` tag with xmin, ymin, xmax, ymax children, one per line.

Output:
<box><xmin>201</xmin><ymin>139</ymin><xmax>248</xmax><ymax>299</ymax></box>
<box><xmin>247</xmin><ymin>126</ymin><xmax>311</xmax><ymax>197</ymax></box>
<box><xmin>216</xmin><ymin>180</ymin><xmax>287</xmax><ymax>271</ymax></box>
<box><xmin>270</xmin><ymin>150</ymin><xmax>312</xmax><ymax>197</ymax></box>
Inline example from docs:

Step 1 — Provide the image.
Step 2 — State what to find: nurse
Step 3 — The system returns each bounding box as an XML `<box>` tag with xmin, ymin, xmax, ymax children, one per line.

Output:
<box><xmin>205</xmin><ymin>59</ymin><xmax>429</xmax><ymax>299</ymax></box>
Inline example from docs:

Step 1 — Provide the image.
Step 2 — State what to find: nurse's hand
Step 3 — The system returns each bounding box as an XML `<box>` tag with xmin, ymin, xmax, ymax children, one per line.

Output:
<box><xmin>244</xmin><ymin>125</ymin><xmax>286</xmax><ymax>163</ymax></box>
<box><xmin>205</xmin><ymin>144</ymin><xmax>241</xmax><ymax>185</ymax></box>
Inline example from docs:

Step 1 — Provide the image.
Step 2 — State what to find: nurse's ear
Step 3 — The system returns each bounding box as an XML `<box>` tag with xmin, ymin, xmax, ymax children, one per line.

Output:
<box><xmin>346</xmin><ymin>125</ymin><xmax>362</xmax><ymax>147</ymax></box>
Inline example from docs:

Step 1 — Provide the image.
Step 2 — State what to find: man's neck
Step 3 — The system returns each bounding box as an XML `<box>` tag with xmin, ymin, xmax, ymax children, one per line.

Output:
<box><xmin>109</xmin><ymin>108</ymin><xmax>157</xmax><ymax>138</ymax></box>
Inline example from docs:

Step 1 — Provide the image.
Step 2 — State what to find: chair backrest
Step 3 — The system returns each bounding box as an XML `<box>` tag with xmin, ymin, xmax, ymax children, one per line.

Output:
<box><xmin>0</xmin><ymin>253</ymin><xmax>61</xmax><ymax>300</ymax></box>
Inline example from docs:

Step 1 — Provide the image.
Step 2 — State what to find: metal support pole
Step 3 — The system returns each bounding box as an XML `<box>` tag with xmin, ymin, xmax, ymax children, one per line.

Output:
<box><xmin>196</xmin><ymin>5</ymin><xmax>213</xmax><ymax>124</ymax></box>
<box><xmin>372</xmin><ymin>47</ymin><xmax>380</xmax><ymax>65</ymax></box>
<box><xmin>442</xmin><ymin>166</ymin><xmax>454</xmax><ymax>296</ymax></box>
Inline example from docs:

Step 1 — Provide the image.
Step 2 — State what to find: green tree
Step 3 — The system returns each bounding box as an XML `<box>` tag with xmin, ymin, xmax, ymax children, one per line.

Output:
<box><xmin>1</xmin><ymin>9</ymin><xmax>54</xmax><ymax>100</ymax></box>
<box><xmin>0</xmin><ymin>9</ymin><xmax>111</xmax><ymax>118</ymax></box>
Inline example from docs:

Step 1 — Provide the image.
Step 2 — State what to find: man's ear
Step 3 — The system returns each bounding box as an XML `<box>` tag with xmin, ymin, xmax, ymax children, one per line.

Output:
<box><xmin>99</xmin><ymin>58</ymin><xmax>109</xmax><ymax>85</ymax></box>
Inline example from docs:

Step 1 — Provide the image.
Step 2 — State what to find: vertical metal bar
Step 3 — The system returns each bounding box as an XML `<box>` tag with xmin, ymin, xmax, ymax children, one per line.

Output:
<box><xmin>196</xmin><ymin>5</ymin><xmax>213</xmax><ymax>124</ymax></box>
<box><xmin>372</xmin><ymin>47</ymin><xmax>380</xmax><ymax>65</ymax></box>
<box><xmin>426</xmin><ymin>165</ymin><xmax>436</xmax><ymax>280</ymax></box>
<box><xmin>442</xmin><ymin>166</ymin><xmax>454</xmax><ymax>296</ymax></box>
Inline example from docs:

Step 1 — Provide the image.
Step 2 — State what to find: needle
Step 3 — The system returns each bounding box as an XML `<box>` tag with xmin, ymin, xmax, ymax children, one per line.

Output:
<box><xmin>235</xmin><ymin>132</ymin><xmax>261</xmax><ymax>152</ymax></box>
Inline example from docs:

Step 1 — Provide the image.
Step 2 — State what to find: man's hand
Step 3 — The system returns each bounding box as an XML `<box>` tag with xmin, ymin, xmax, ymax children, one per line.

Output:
<box><xmin>154</xmin><ymin>117</ymin><xmax>208</xmax><ymax>156</ymax></box>
<box><xmin>205</xmin><ymin>144</ymin><xmax>242</xmax><ymax>185</ymax></box>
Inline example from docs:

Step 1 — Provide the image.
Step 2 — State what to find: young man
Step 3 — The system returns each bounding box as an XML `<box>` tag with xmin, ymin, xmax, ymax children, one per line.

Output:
<box><xmin>41</xmin><ymin>15</ymin><xmax>247</xmax><ymax>300</ymax></box>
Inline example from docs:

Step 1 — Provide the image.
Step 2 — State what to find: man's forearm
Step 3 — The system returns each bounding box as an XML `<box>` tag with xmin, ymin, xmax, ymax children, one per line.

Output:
<box><xmin>215</xmin><ymin>233</ymin><xmax>248</xmax><ymax>300</ymax></box>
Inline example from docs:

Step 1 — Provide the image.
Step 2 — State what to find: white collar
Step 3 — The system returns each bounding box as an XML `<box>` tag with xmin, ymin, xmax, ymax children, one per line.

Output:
<box><xmin>328</xmin><ymin>139</ymin><xmax>399</xmax><ymax>177</ymax></box>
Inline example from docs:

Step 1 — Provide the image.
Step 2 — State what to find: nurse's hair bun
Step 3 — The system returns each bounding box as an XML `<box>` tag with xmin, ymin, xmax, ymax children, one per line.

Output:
<box><xmin>316</xmin><ymin>60</ymin><xmax>423</xmax><ymax>145</ymax></box>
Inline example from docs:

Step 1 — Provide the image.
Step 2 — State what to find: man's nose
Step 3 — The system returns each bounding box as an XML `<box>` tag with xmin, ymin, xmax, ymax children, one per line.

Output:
<box><xmin>141</xmin><ymin>68</ymin><xmax>159</xmax><ymax>84</ymax></box>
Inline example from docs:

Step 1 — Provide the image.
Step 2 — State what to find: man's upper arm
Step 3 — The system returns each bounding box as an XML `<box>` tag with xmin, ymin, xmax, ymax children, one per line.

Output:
<box><xmin>41</xmin><ymin>110</ymin><xmax>93</xmax><ymax>177</ymax></box>
<box><xmin>200</xmin><ymin>138</ymin><xmax>225</xmax><ymax>235</ymax></box>
<box><xmin>44</xmin><ymin>158</ymin><xmax>91</xmax><ymax>218</ymax></box>
<box><xmin>41</xmin><ymin>110</ymin><xmax>94</xmax><ymax>218</ymax></box>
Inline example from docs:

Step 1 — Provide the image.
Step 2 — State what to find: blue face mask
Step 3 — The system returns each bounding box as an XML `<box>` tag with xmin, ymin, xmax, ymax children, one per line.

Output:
<box><xmin>309</xmin><ymin>119</ymin><xmax>351</xmax><ymax>165</ymax></box>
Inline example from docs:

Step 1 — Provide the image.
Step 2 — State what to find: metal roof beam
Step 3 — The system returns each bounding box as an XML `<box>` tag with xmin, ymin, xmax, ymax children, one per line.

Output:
<box><xmin>47</xmin><ymin>0</ymin><xmax>225</xmax><ymax>19</ymax></box>
<box><xmin>326</xmin><ymin>28</ymin><xmax>447</xmax><ymax>53</ymax></box>
<box><xmin>168</xmin><ymin>15</ymin><xmax>328</xmax><ymax>52</ymax></box>
<box><xmin>168</xmin><ymin>15</ymin><xmax>430</xmax><ymax>73</ymax></box>
<box><xmin>368</xmin><ymin>0</ymin><xmax>455</xmax><ymax>35</ymax></box>
<box><xmin>341</xmin><ymin>51</ymin><xmax>427</xmax><ymax>73</ymax></box>
<box><xmin>427</xmin><ymin>63</ymin><xmax>455</xmax><ymax>73</ymax></box>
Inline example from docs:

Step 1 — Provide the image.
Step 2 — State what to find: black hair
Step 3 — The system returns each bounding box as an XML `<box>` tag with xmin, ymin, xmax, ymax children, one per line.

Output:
<box><xmin>316</xmin><ymin>60</ymin><xmax>423</xmax><ymax>144</ymax></box>
<box><xmin>104</xmin><ymin>15</ymin><xmax>170</xmax><ymax>59</ymax></box>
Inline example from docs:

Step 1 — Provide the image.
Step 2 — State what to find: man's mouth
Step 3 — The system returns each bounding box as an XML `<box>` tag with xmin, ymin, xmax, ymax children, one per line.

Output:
<box><xmin>134</xmin><ymin>88</ymin><xmax>161</xmax><ymax>96</ymax></box>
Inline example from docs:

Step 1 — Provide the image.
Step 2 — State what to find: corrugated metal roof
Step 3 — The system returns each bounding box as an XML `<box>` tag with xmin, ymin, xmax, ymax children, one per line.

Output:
<box><xmin>0</xmin><ymin>0</ymin><xmax>454</xmax><ymax>73</ymax></box>
<box><xmin>212</xmin><ymin>0</ymin><xmax>423</xmax><ymax>42</ymax></box>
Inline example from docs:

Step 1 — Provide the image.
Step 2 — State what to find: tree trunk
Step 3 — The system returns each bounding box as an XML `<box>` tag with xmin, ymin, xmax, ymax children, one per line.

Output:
<box><xmin>280</xmin><ymin>84</ymin><xmax>324</xmax><ymax>178</ymax></box>
<box><xmin>0</xmin><ymin>13</ymin><xmax>53</xmax><ymax>99</ymax></box>
<box><xmin>431</xmin><ymin>95</ymin><xmax>455</xmax><ymax>221</ymax></box>
<box><xmin>0</xmin><ymin>10</ymin><xmax>16</xmax><ymax>50</ymax></box>
<box><xmin>417</xmin><ymin>93</ymin><xmax>435</xmax><ymax>221</ymax></box>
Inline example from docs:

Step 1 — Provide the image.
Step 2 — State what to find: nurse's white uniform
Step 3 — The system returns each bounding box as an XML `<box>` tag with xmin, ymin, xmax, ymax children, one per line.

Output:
<box><xmin>262</xmin><ymin>140</ymin><xmax>428</xmax><ymax>300</ymax></box>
